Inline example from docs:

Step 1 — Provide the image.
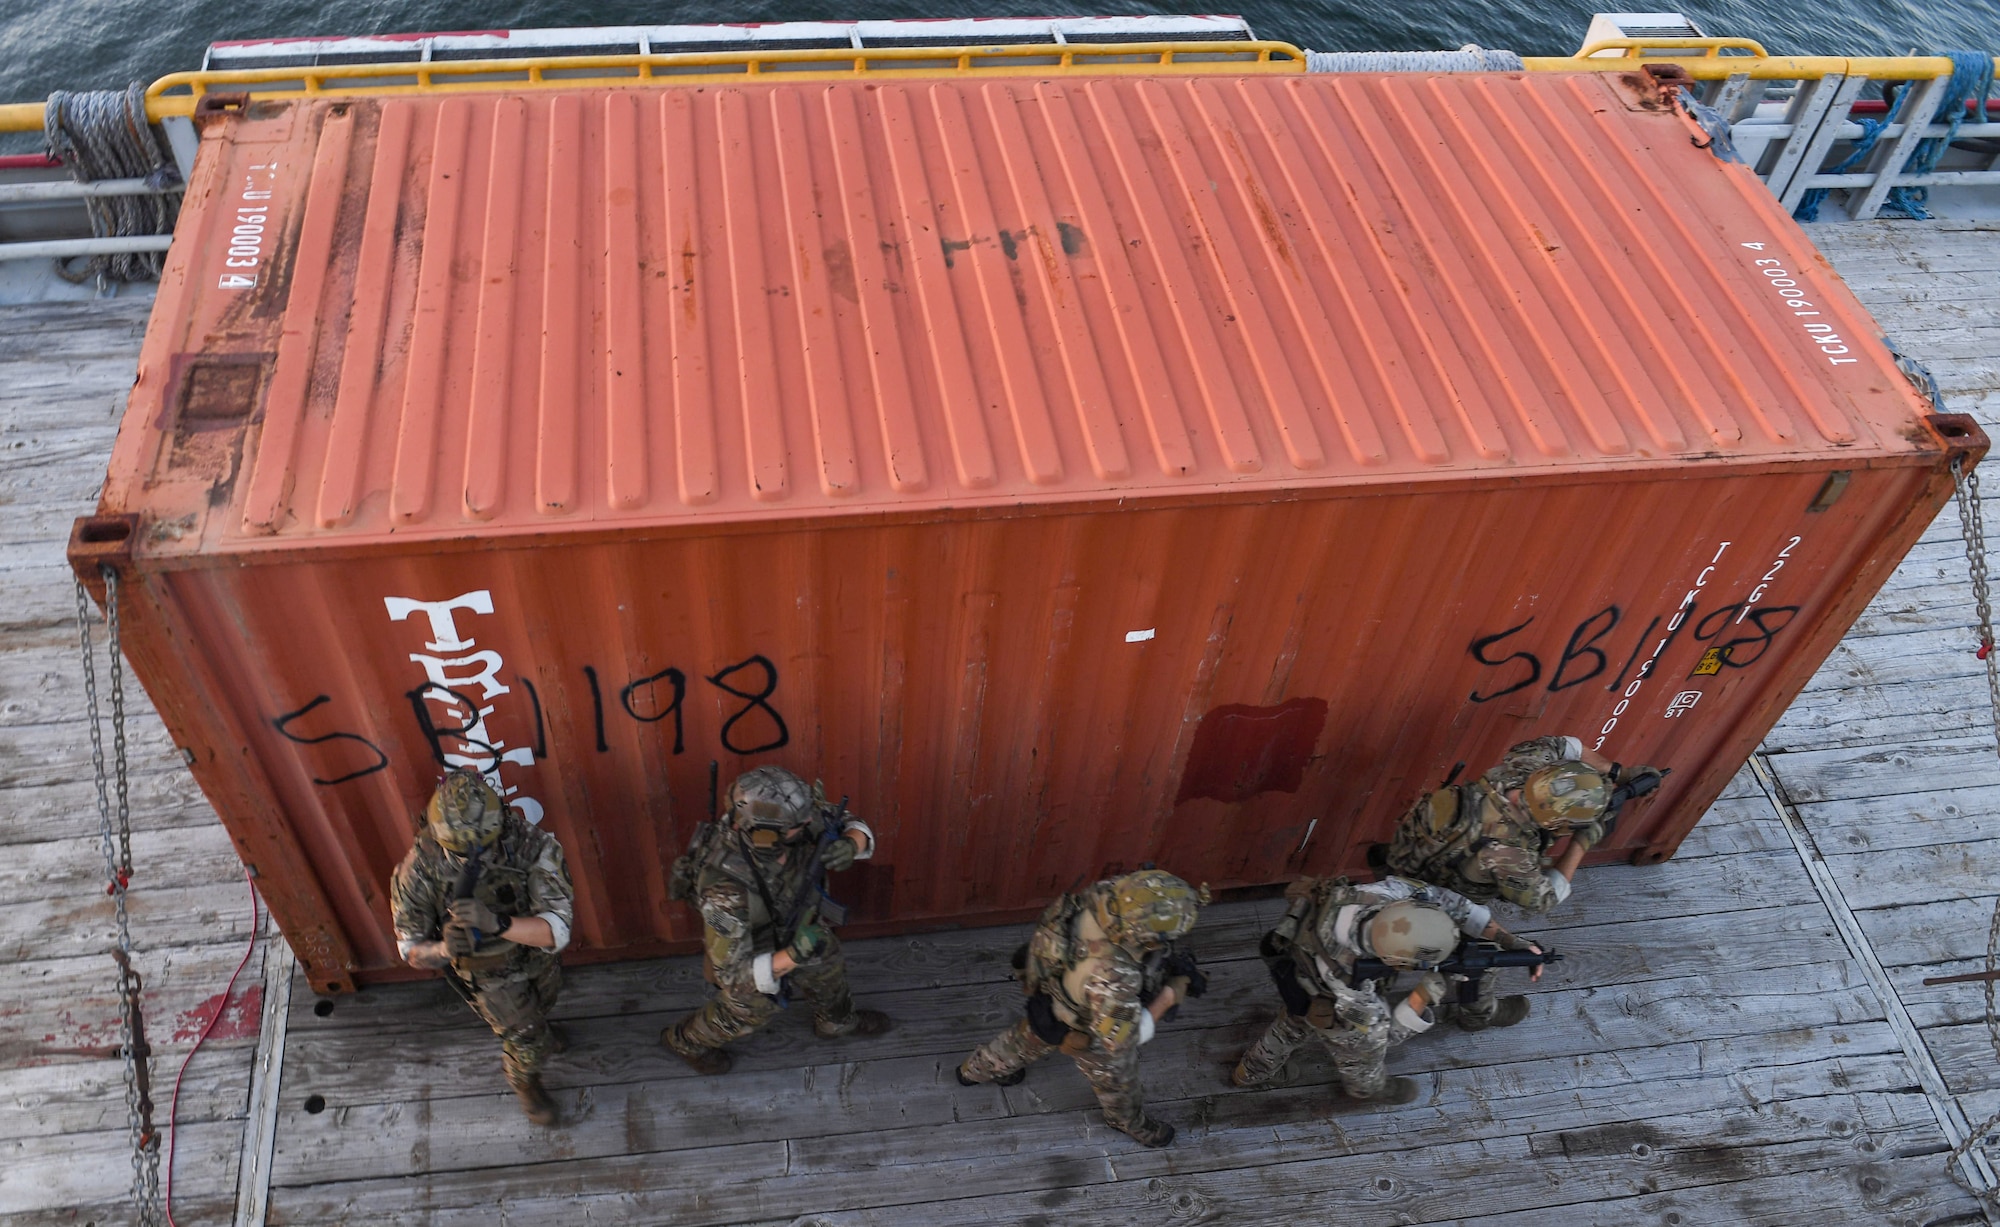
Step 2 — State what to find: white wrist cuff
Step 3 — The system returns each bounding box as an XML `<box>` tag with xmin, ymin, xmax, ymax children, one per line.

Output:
<box><xmin>1462</xmin><ymin>902</ymin><xmax>1493</xmax><ymax>935</ymax></box>
<box><xmin>396</xmin><ymin>937</ymin><xmax>418</xmax><ymax>960</ymax></box>
<box><xmin>1394</xmin><ymin>1000</ymin><xmax>1434</xmax><ymax>1033</ymax></box>
<box><xmin>536</xmin><ymin>911</ymin><xmax>572</xmax><ymax>953</ymax></box>
<box><xmin>1136</xmin><ymin>1010</ymin><xmax>1156</xmax><ymax>1045</ymax></box>
<box><xmin>844</xmin><ymin>819</ymin><xmax>876</xmax><ymax>860</ymax></box>
<box><xmin>752</xmin><ymin>953</ymin><xmax>780</xmax><ymax>995</ymax></box>
<box><xmin>1559</xmin><ymin>736</ymin><xmax>1584</xmax><ymax>759</ymax></box>
<box><xmin>1543</xmin><ymin>869</ymin><xmax>1573</xmax><ymax>905</ymax></box>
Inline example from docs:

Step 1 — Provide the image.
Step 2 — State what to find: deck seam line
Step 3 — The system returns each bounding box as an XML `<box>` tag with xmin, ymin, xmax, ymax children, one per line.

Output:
<box><xmin>232</xmin><ymin>934</ymin><xmax>294</xmax><ymax>1227</ymax></box>
<box><xmin>1751</xmin><ymin>750</ymin><xmax>1999</xmax><ymax>1215</ymax></box>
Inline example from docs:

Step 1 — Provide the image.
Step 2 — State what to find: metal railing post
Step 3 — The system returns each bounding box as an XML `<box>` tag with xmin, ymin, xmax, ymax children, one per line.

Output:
<box><xmin>1849</xmin><ymin>75</ymin><xmax>1951</xmax><ymax>220</ymax></box>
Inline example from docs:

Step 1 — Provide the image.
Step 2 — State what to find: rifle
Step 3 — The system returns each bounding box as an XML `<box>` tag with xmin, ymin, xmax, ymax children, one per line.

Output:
<box><xmin>1598</xmin><ymin>766</ymin><xmax>1671</xmax><ymax>841</ymax></box>
<box><xmin>1351</xmin><ymin>939</ymin><xmax>1564</xmax><ymax>1006</ymax></box>
<box><xmin>779</xmin><ymin>796</ymin><xmax>852</xmax><ymax>945</ymax></box>
<box><xmin>452</xmin><ymin>849</ymin><xmax>484</xmax><ymax>940</ymax></box>
<box><xmin>667</xmin><ymin>761</ymin><xmax>722</xmax><ymax>903</ymax></box>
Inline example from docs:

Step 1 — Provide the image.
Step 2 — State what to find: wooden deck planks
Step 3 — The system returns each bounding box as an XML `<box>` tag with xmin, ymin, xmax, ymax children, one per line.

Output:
<box><xmin>4</xmin><ymin>223</ymin><xmax>2000</xmax><ymax>1223</ymax></box>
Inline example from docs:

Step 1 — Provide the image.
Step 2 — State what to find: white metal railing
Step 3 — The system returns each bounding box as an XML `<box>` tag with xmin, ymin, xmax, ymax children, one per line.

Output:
<box><xmin>1702</xmin><ymin>71</ymin><xmax>1999</xmax><ymax>219</ymax></box>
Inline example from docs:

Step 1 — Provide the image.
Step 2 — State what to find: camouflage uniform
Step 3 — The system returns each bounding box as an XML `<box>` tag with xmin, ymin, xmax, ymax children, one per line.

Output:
<box><xmin>1385</xmin><ymin>735</ymin><xmax>1589</xmax><ymax>914</ymax></box>
<box><xmin>669</xmin><ymin>811</ymin><xmax>877</xmax><ymax>1051</ymax></box>
<box><xmin>390</xmin><ymin>807</ymin><xmax>575</xmax><ymax>1089</ymax></box>
<box><xmin>1237</xmin><ymin>876</ymin><xmax>1487</xmax><ymax>1093</ymax></box>
<box><xmin>959</xmin><ymin>880</ymin><xmax>1186</xmax><ymax>1142</ymax></box>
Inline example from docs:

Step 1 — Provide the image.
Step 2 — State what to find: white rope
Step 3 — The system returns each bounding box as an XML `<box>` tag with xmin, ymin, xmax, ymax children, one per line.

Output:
<box><xmin>1305</xmin><ymin>46</ymin><xmax>1525</xmax><ymax>73</ymax></box>
<box><xmin>43</xmin><ymin>83</ymin><xmax>181</xmax><ymax>285</ymax></box>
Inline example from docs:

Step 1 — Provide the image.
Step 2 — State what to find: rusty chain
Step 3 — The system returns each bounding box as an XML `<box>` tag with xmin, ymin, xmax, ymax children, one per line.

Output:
<box><xmin>76</xmin><ymin>567</ymin><xmax>161</xmax><ymax>1226</ymax></box>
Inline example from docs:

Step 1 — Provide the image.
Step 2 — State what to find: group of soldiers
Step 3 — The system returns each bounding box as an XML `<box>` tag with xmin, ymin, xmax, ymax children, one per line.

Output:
<box><xmin>389</xmin><ymin>735</ymin><xmax>1662</xmax><ymax>1139</ymax></box>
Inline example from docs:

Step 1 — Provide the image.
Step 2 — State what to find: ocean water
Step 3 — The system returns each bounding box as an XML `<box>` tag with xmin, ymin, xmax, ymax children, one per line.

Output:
<box><xmin>0</xmin><ymin>0</ymin><xmax>1992</xmax><ymax>136</ymax></box>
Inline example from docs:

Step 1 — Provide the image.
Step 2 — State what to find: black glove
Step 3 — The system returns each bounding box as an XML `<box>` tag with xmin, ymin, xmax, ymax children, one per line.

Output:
<box><xmin>1269</xmin><ymin>958</ymin><xmax>1313</xmax><ymax>1017</ymax></box>
<box><xmin>1162</xmin><ymin>946</ymin><xmax>1209</xmax><ymax>999</ymax></box>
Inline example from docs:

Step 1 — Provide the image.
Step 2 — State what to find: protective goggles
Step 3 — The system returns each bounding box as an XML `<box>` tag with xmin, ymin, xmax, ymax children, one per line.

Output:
<box><xmin>744</xmin><ymin>824</ymin><xmax>812</xmax><ymax>849</ymax></box>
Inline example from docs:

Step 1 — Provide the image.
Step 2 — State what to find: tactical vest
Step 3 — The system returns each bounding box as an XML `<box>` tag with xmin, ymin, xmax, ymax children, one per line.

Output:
<box><xmin>419</xmin><ymin>818</ymin><xmax>550</xmax><ymax>978</ymax></box>
<box><xmin>1022</xmin><ymin>890</ymin><xmax>1164</xmax><ymax>1043</ymax></box>
<box><xmin>697</xmin><ymin>830</ymin><xmax>820</xmax><ymax>957</ymax></box>
<box><xmin>1282</xmin><ymin>876</ymin><xmax>1368</xmax><ymax>996</ymax></box>
<box><xmin>1385</xmin><ymin>783</ymin><xmax>1547</xmax><ymax>901</ymax></box>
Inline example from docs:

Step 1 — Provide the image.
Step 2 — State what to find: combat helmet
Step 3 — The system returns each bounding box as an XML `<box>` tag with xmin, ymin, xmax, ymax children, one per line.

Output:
<box><xmin>426</xmin><ymin>768</ymin><xmax>506</xmax><ymax>853</ymax></box>
<box><xmin>1095</xmin><ymin>870</ymin><xmax>1206</xmax><ymax>949</ymax></box>
<box><xmin>1363</xmin><ymin>901</ymin><xmax>1459</xmax><ymax>970</ymax></box>
<box><xmin>728</xmin><ymin>766</ymin><xmax>815</xmax><ymax>849</ymax></box>
<box><xmin>1521</xmin><ymin>763</ymin><xmax>1611</xmax><ymax>830</ymax></box>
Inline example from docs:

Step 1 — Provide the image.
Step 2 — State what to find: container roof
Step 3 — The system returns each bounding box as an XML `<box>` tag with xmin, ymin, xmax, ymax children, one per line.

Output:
<box><xmin>111</xmin><ymin>70</ymin><xmax>1938</xmax><ymax>549</ymax></box>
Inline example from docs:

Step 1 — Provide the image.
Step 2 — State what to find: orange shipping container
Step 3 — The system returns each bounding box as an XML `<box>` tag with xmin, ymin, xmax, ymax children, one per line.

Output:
<box><xmin>74</xmin><ymin>67</ymin><xmax>1980</xmax><ymax>992</ymax></box>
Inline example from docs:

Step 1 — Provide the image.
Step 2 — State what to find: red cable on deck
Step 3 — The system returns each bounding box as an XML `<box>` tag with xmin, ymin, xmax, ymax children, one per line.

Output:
<box><xmin>165</xmin><ymin>868</ymin><xmax>260</xmax><ymax>1227</ymax></box>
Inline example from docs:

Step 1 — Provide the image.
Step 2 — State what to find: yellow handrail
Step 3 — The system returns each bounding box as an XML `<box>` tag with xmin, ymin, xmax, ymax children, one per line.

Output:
<box><xmin>1575</xmin><ymin>35</ymin><xmax>1769</xmax><ymax>58</ymax></box>
<box><xmin>0</xmin><ymin>42</ymin><xmax>1306</xmax><ymax>132</ymax></box>
<box><xmin>1521</xmin><ymin>53</ymin><xmax>1961</xmax><ymax>81</ymax></box>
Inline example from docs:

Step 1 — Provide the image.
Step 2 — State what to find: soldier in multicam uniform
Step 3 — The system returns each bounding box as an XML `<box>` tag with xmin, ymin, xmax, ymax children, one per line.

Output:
<box><xmin>955</xmin><ymin>871</ymin><xmax>1208</xmax><ymax>1149</ymax></box>
<box><xmin>391</xmin><ymin>768</ymin><xmax>575</xmax><ymax>1125</ymax></box>
<box><xmin>1382</xmin><ymin>735</ymin><xmax>1662</xmax><ymax>1027</ymax></box>
<box><xmin>1232</xmin><ymin>874</ymin><xmax>1542</xmax><ymax>1100</ymax></box>
<box><xmin>660</xmin><ymin>766</ymin><xmax>891</xmax><ymax>1075</ymax></box>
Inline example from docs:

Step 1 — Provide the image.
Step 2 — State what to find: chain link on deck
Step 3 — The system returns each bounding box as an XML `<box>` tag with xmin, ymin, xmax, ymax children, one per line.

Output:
<box><xmin>1945</xmin><ymin>456</ymin><xmax>2000</xmax><ymax>1204</ymax></box>
<box><xmin>76</xmin><ymin>568</ymin><xmax>161</xmax><ymax>1226</ymax></box>
<box><xmin>1951</xmin><ymin>456</ymin><xmax>2000</xmax><ymax>758</ymax></box>
<box><xmin>1945</xmin><ymin>895</ymin><xmax>2000</xmax><ymax>1205</ymax></box>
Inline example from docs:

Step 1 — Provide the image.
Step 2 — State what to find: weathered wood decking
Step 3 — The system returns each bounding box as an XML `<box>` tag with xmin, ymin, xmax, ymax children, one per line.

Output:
<box><xmin>2</xmin><ymin>220</ymin><xmax>1998</xmax><ymax>1226</ymax></box>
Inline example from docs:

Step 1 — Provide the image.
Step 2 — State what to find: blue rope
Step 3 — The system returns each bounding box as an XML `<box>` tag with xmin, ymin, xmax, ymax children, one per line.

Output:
<box><xmin>1794</xmin><ymin>84</ymin><xmax>1906</xmax><ymax>221</ymax></box>
<box><xmin>1882</xmin><ymin>50</ymin><xmax>1996</xmax><ymax>220</ymax></box>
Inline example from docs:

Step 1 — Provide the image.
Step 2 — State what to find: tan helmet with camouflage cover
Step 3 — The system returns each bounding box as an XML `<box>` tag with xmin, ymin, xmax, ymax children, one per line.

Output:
<box><xmin>727</xmin><ymin>766</ymin><xmax>814</xmax><ymax>833</ymax></box>
<box><xmin>1364</xmin><ymin>900</ymin><xmax>1459</xmax><ymax>970</ymax></box>
<box><xmin>1521</xmin><ymin>763</ymin><xmax>1611</xmax><ymax>830</ymax></box>
<box><xmin>426</xmin><ymin>768</ymin><xmax>506</xmax><ymax>853</ymax></box>
<box><xmin>1095</xmin><ymin>870</ymin><xmax>1206</xmax><ymax>949</ymax></box>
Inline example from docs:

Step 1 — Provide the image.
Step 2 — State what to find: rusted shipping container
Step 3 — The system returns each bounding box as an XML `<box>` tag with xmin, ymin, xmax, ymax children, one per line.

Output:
<box><xmin>74</xmin><ymin>68</ymin><xmax>1981</xmax><ymax>992</ymax></box>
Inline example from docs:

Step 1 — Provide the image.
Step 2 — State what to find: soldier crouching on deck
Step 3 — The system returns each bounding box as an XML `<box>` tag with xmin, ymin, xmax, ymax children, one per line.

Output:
<box><xmin>661</xmin><ymin>766</ymin><xmax>891</xmax><ymax>1075</ymax></box>
<box><xmin>1233</xmin><ymin>874</ymin><xmax>1542</xmax><ymax>1102</ymax></box>
<box><xmin>956</xmin><ymin>871</ymin><xmax>1208</xmax><ymax>1149</ymax></box>
<box><xmin>391</xmin><ymin>768</ymin><xmax>576</xmax><ymax>1126</ymax></box>
<box><xmin>1383</xmin><ymin>735</ymin><xmax>1663</xmax><ymax>1028</ymax></box>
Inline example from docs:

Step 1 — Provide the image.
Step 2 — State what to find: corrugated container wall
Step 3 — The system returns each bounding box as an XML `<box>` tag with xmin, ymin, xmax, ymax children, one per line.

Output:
<box><xmin>73</xmin><ymin>68</ymin><xmax>1982</xmax><ymax>991</ymax></box>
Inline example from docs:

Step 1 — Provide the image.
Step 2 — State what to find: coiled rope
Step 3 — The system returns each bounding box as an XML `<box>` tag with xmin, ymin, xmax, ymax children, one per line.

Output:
<box><xmin>1305</xmin><ymin>46</ymin><xmax>1525</xmax><ymax>73</ymax></box>
<box><xmin>43</xmin><ymin>83</ymin><xmax>181</xmax><ymax>284</ymax></box>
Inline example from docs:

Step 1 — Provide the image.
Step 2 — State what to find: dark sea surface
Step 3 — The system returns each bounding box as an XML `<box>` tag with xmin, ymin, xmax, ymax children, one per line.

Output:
<box><xmin>0</xmin><ymin>0</ymin><xmax>1993</xmax><ymax>128</ymax></box>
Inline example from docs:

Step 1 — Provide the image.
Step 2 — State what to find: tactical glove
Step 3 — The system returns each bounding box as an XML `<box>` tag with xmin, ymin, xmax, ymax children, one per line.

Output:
<box><xmin>822</xmin><ymin>833</ymin><xmax>858</xmax><ymax>873</ymax></box>
<box><xmin>788</xmin><ymin>922</ymin><xmax>832</xmax><ymax>964</ymax></box>
<box><xmin>1617</xmin><ymin>764</ymin><xmax>1666</xmax><ymax>793</ymax></box>
<box><xmin>443</xmin><ymin>919</ymin><xmax>480</xmax><ymax>959</ymax></box>
<box><xmin>449</xmin><ymin>897</ymin><xmax>506</xmax><ymax>938</ymax></box>
<box><xmin>1570</xmin><ymin>817</ymin><xmax>1607</xmax><ymax>853</ymax></box>
<box><xmin>1415</xmin><ymin>971</ymin><xmax>1449</xmax><ymax>1010</ymax></box>
<box><xmin>1496</xmin><ymin>931</ymin><xmax>1536</xmax><ymax>963</ymax></box>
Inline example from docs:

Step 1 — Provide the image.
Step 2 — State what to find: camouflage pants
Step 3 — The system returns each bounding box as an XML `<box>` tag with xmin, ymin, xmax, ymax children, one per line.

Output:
<box><xmin>960</xmin><ymin>1019</ymin><xmax>1153</xmax><ymax>1135</ymax></box>
<box><xmin>1375</xmin><ymin>968</ymin><xmax>1501</xmax><ymax>1024</ymax></box>
<box><xmin>674</xmin><ymin>940</ymin><xmax>859</xmax><ymax>1050</ymax></box>
<box><xmin>1237</xmin><ymin>998</ymin><xmax>1392</xmax><ymax>1097</ymax></box>
<box><xmin>453</xmin><ymin>957</ymin><xmax>563</xmax><ymax>1088</ymax></box>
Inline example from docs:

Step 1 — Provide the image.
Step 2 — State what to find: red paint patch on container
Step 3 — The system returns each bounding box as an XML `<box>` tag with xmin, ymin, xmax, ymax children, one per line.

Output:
<box><xmin>1178</xmin><ymin>699</ymin><xmax>1329</xmax><ymax>804</ymax></box>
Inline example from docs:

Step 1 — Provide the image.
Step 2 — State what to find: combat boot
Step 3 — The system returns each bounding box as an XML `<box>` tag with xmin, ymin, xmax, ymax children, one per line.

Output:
<box><xmin>1229</xmin><ymin>1059</ymin><xmax>1268</xmax><ymax>1088</ymax></box>
<box><xmin>512</xmin><ymin>1076</ymin><xmax>560</xmax><ymax>1126</ymax></box>
<box><xmin>660</xmin><ymin>1024</ymin><xmax>733</xmax><ymax>1076</ymax></box>
<box><xmin>1457</xmin><ymin>995</ymin><xmax>1530</xmax><ymax>1032</ymax></box>
<box><xmin>955</xmin><ymin>1063</ymin><xmax>1025</xmax><ymax>1087</ymax></box>
<box><xmin>815</xmin><ymin>1008</ymin><xmax>893</xmax><ymax>1039</ymax></box>
<box><xmin>1119</xmin><ymin>1115</ymin><xmax>1177</xmax><ymax>1149</ymax></box>
<box><xmin>1345</xmin><ymin>1076</ymin><xmax>1420</xmax><ymax>1106</ymax></box>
